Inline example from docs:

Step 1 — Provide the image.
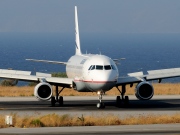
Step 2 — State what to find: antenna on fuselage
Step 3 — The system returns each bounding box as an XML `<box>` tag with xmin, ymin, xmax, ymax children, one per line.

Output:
<box><xmin>75</xmin><ymin>6</ymin><xmax>82</xmax><ymax>55</ymax></box>
<box><xmin>97</xmin><ymin>47</ymin><xmax>102</xmax><ymax>55</ymax></box>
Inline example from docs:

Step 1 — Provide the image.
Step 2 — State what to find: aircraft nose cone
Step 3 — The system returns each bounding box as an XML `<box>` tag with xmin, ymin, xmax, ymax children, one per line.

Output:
<box><xmin>86</xmin><ymin>70</ymin><xmax>117</xmax><ymax>91</ymax></box>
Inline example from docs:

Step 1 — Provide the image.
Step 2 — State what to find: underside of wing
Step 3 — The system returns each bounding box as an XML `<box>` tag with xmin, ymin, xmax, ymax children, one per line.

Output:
<box><xmin>26</xmin><ymin>59</ymin><xmax>67</xmax><ymax>65</ymax></box>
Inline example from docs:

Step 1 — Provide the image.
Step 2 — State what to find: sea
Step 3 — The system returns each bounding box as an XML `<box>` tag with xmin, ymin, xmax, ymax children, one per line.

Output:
<box><xmin>0</xmin><ymin>32</ymin><xmax>180</xmax><ymax>85</ymax></box>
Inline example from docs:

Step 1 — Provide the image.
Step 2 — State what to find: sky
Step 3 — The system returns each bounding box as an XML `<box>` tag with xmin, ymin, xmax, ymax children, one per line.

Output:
<box><xmin>0</xmin><ymin>0</ymin><xmax>180</xmax><ymax>34</ymax></box>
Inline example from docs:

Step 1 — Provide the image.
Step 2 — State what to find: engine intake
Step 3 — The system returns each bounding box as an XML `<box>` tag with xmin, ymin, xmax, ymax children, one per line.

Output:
<box><xmin>34</xmin><ymin>82</ymin><xmax>52</xmax><ymax>101</ymax></box>
<box><xmin>135</xmin><ymin>82</ymin><xmax>154</xmax><ymax>100</ymax></box>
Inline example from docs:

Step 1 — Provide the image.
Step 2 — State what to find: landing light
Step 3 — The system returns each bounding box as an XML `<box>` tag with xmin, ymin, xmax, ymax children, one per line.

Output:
<box><xmin>97</xmin><ymin>91</ymin><xmax>101</xmax><ymax>95</ymax></box>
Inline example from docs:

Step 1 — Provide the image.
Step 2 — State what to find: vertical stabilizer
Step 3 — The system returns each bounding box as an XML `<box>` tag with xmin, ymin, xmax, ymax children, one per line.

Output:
<box><xmin>75</xmin><ymin>6</ymin><xmax>82</xmax><ymax>55</ymax></box>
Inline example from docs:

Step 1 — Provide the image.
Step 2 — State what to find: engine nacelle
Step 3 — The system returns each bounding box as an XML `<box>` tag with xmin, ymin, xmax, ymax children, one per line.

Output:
<box><xmin>135</xmin><ymin>81</ymin><xmax>154</xmax><ymax>100</ymax></box>
<box><xmin>34</xmin><ymin>82</ymin><xmax>52</xmax><ymax>101</ymax></box>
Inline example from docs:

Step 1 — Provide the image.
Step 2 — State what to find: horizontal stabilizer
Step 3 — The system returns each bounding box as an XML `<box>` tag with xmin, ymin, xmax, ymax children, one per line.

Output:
<box><xmin>26</xmin><ymin>59</ymin><xmax>67</xmax><ymax>65</ymax></box>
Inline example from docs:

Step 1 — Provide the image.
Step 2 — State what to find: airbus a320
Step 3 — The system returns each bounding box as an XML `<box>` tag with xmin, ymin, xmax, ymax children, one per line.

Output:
<box><xmin>1</xmin><ymin>6</ymin><xmax>180</xmax><ymax>109</ymax></box>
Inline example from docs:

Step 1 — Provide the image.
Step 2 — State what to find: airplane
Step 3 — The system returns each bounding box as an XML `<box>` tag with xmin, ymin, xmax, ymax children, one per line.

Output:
<box><xmin>0</xmin><ymin>6</ymin><xmax>180</xmax><ymax>109</ymax></box>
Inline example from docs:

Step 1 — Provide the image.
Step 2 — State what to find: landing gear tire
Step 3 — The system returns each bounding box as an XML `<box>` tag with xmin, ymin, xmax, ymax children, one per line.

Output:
<box><xmin>116</xmin><ymin>85</ymin><xmax>130</xmax><ymax>107</ymax></box>
<box><xmin>124</xmin><ymin>96</ymin><xmax>129</xmax><ymax>106</ymax></box>
<box><xmin>97</xmin><ymin>102</ymin><xmax>105</xmax><ymax>109</ymax></box>
<box><xmin>51</xmin><ymin>96</ymin><xmax>56</xmax><ymax>107</ymax></box>
<box><xmin>58</xmin><ymin>96</ymin><xmax>63</xmax><ymax>106</ymax></box>
<box><xmin>116</xmin><ymin>95</ymin><xmax>129</xmax><ymax>107</ymax></box>
<box><xmin>116</xmin><ymin>96</ymin><xmax>121</xmax><ymax>107</ymax></box>
<box><xmin>50</xmin><ymin>86</ymin><xmax>65</xmax><ymax>107</ymax></box>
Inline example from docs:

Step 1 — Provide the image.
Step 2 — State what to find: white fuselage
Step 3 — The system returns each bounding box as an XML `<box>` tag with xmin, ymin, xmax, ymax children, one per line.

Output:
<box><xmin>65</xmin><ymin>7</ymin><xmax>119</xmax><ymax>93</ymax></box>
<box><xmin>66</xmin><ymin>54</ymin><xmax>119</xmax><ymax>92</ymax></box>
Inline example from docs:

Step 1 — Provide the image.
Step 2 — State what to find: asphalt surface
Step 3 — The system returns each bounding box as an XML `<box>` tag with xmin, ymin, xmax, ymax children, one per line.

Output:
<box><xmin>0</xmin><ymin>124</ymin><xmax>180</xmax><ymax>135</ymax></box>
<box><xmin>0</xmin><ymin>95</ymin><xmax>179</xmax><ymax>115</ymax></box>
<box><xmin>0</xmin><ymin>95</ymin><xmax>179</xmax><ymax>134</ymax></box>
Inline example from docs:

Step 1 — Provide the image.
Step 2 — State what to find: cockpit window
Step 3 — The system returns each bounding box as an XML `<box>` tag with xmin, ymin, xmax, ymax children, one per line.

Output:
<box><xmin>104</xmin><ymin>65</ymin><xmax>111</xmax><ymax>70</ymax></box>
<box><xmin>91</xmin><ymin>65</ymin><xmax>95</xmax><ymax>70</ymax></box>
<box><xmin>96</xmin><ymin>65</ymin><xmax>103</xmax><ymax>70</ymax></box>
<box><xmin>111</xmin><ymin>65</ymin><xmax>116</xmax><ymax>70</ymax></box>
<box><xmin>89</xmin><ymin>65</ymin><xmax>115</xmax><ymax>70</ymax></box>
<box><xmin>88</xmin><ymin>65</ymin><xmax>92</xmax><ymax>70</ymax></box>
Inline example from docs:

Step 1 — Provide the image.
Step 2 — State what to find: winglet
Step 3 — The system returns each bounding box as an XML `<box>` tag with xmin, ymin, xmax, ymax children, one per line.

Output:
<box><xmin>75</xmin><ymin>6</ymin><xmax>82</xmax><ymax>55</ymax></box>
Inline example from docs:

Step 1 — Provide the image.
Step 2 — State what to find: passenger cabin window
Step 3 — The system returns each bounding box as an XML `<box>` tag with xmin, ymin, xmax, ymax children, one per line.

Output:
<box><xmin>104</xmin><ymin>65</ymin><xmax>111</xmax><ymax>70</ymax></box>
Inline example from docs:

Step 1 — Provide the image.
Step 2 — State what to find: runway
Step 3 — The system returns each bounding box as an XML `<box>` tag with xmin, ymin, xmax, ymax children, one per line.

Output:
<box><xmin>0</xmin><ymin>95</ymin><xmax>179</xmax><ymax>134</ymax></box>
<box><xmin>0</xmin><ymin>95</ymin><xmax>179</xmax><ymax>117</ymax></box>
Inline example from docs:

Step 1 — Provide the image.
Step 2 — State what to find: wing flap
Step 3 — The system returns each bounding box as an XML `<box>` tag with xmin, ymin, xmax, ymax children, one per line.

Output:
<box><xmin>128</xmin><ymin>72</ymin><xmax>143</xmax><ymax>77</ymax></box>
<box><xmin>0</xmin><ymin>73</ymin><xmax>38</xmax><ymax>81</ymax></box>
<box><xmin>146</xmin><ymin>68</ymin><xmax>180</xmax><ymax>80</ymax></box>
<box><xmin>36</xmin><ymin>72</ymin><xmax>51</xmax><ymax>77</ymax></box>
<box><xmin>46</xmin><ymin>77</ymin><xmax>72</xmax><ymax>85</ymax></box>
<box><xmin>147</xmin><ymin>68</ymin><xmax>180</xmax><ymax>75</ymax></box>
<box><xmin>117</xmin><ymin>76</ymin><xmax>142</xmax><ymax>85</ymax></box>
<box><xmin>0</xmin><ymin>69</ymin><xmax>31</xmax><ymax>75</ymax></box>
<box><xmin>0</xmin><ymin>69</ymin><xmax>35</xmax><ymax>81</ymax></box>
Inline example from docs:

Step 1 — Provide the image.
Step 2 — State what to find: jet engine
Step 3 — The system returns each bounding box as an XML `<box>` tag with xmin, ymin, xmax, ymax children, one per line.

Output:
<box><xmin>34</xmin><ymin>82</ymin><xmax>52</xmax><ymax>101</ymax></box>
<box><xmin>135</xmin><ymin>81</ymin><xmax>154</xmax><ymax>100</ymax></box>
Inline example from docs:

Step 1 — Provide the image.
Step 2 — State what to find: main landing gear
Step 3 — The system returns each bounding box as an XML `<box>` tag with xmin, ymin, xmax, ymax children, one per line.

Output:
<box><xmin>96</xmin><ymin>91</ymin><xmax>105</xmax><ymax>109</ymax></box>
<box><xmin>116</xmin><ymin>85</ymin><xmax>129</xmax><ymax>107</ymax></box>
<box><xmin>51</xmin><ymin>86</ymin><xmax>64</xmax><ymax>107</ymax></box>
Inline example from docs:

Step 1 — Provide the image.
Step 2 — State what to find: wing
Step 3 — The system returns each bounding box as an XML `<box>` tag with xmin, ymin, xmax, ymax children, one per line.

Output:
<box><xmin>0</xmin><ymin>69</ymin><xmax>72</xmax><ymax>87</ymax></box>
<box><xmin>26</xmin><ymin>59</ymin><xmax>67</xmax><ymax>65</ymax></box>
<box><xmin>116</xmin><ymin>68</ymin><xmax>180</xmax><ymax>86</ymax></box>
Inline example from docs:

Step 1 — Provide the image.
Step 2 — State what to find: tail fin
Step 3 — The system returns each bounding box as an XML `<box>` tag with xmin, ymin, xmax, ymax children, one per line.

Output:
<box><xmin>75</xmin><ymin>6</ymin><xmax>82</xmax><ymax>55</ymax></box>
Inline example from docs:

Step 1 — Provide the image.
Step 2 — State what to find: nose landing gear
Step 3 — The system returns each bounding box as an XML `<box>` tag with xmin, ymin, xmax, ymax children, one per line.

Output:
<box><xmin>96</xmin><ymin>91</ymin><xmax>105</xmax><ymax>109</ymax></box>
